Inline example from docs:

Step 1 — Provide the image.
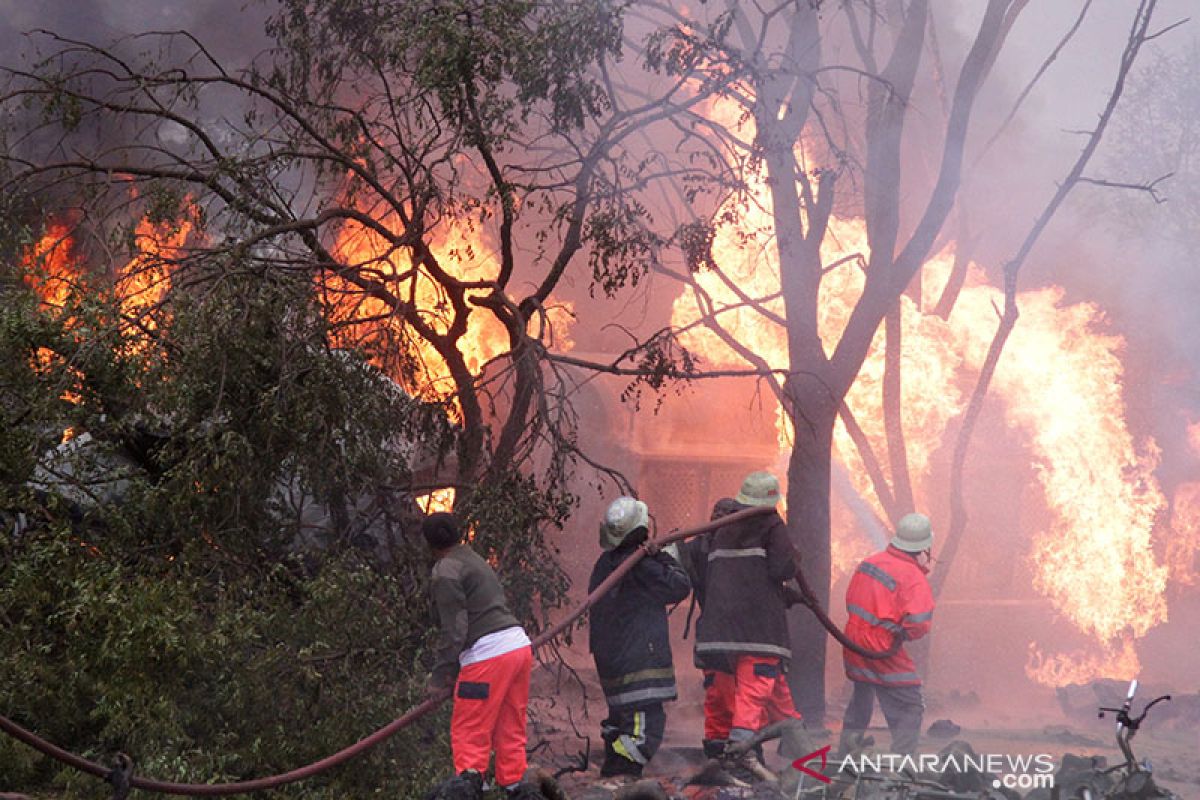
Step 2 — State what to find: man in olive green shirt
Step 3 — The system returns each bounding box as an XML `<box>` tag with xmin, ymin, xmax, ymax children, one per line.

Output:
<box><xmin>424</xmin><ymin>513</ymin><xmax>532</xmax><ymax>795</ymax></box>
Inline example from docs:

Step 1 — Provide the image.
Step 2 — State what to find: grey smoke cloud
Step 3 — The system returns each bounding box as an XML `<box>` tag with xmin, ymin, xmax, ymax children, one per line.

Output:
<box><xmin>0</xmin><ymin>0</ymin><xmax>271</xmax><ymax>66</ymax></box>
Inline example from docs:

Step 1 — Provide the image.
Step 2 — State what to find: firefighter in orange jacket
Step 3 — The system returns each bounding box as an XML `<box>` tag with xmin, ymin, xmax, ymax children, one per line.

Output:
<box><xmin>839</xmin><ymin>513</ymin><xmax>936</xmax><ymax>755</ymax></box>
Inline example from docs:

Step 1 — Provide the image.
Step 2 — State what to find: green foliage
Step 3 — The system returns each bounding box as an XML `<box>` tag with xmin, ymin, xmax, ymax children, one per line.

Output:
<box><xmin>268</xmin><ymin>0</ymin><xmax>626</xmax><ymax>136</ymax></box>
<box><xmin>643</xmin><ymin>10</ymin><xmax>739</xmax><ymax>79</ymax></box>
<box><xmin>0</xmin><ymin>0</ymin><xmax>658</xmax><ymax>786</ymax></box>
<box><xmin>0</xmin><ymin>529</ymin><xmax>447</xmax><ymax>799</ymax></box>
<box><xmin>615</xmin><ymin>329</ymin><xmax>700</xmax><ymax>413</ymax></box>
<box><xmin>0</xmin><ymin>245</ymin><xmax>560</xmax><ymax>797</ymax></box>
<box><xmin>672</xmin><ymin>220</ymin><xmax>717</xmax><ymax>273</ymax></box>
<box><xmin>584</xmin><ymin>197</ymin><xmax>661</xmax><ymax>298</ymax></box>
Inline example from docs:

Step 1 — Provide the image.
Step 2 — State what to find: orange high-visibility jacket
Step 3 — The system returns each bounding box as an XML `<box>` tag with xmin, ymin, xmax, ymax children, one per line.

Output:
<box><xmin>842</xmin><ymin>545</ymin><xmax>935</xmax><ymax>687</ymax></box>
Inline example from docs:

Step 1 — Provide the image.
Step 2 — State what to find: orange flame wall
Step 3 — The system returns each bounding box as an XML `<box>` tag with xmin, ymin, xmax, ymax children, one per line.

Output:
<box><xmin>670</xmin><ymin>178</ymin><xmax>1174</xmax><ymax>688</ymax></box>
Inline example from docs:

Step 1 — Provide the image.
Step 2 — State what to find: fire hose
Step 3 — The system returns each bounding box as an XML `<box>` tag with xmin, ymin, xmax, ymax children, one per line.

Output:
<box><xmin>0</xmin><ymin>505</ymin><xmax>901</xmax><ymax>795</ymax></box>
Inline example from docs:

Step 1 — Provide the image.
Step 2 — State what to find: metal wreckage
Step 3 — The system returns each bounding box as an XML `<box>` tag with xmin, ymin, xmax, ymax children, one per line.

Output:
<box><xmin>424</xmin><ymin>680</ymin><xmax>1179</xmax><ymax>800</ymax></box>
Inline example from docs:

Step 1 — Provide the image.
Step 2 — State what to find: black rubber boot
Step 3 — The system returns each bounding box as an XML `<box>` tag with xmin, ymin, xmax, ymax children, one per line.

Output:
<box><xmin>599</xmin><ymin>752</ymin><xmax>643</xmax><ymax>778</ymax></box>
<box><xmin>424</xmin><ymin>769</ymin><xmax>483</xmax><ymax>800</ymax></box>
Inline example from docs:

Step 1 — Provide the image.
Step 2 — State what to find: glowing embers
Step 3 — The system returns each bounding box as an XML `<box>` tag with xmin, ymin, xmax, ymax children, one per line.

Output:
<box><xmin>416</xmin><ymin>487</ymin><xmax>456</xmax><ymax>514</ymax></box>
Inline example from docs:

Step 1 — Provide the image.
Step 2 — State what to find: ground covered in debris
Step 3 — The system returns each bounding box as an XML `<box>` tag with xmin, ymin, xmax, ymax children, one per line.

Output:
<box><xmin>526</xmin><ymin>666</ymin><xmax>1200</xmax><ymax>799</ymax></box>
<box><xmin>536</xmin><ymin>730</ymin><xmax>1199</xmax><ymax>799</ymax></box>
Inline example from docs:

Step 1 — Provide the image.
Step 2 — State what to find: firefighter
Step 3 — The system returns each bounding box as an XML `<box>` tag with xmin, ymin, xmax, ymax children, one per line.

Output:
<box><xmin>677</xmin><ymin>497</ymin><xmax>741</xmax><ymax>758</ymax></box>
<box><xmin>839</xmin><ymin>512</ymin><xmax>936</xmax><ymax>756</ymax></box>
<box><xmin>588</xmin><ymin>496</ymin><xmax>691</xmax><ymax>779</ymax></box>
<box><xmin>423</xmin><ymin>512</ymin><xmax>536</xmax><ymax>798</ymax></box>
<box><xmin>694</xmin><ymin>472</ymin><xmax>802</xmax><ymax>767</ymax></box>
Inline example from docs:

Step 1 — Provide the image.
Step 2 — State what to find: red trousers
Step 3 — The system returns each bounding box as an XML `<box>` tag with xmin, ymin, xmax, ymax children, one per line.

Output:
<box><xmin>730</xmin><ymin>655</ymin><xmax>800</xmax><ymax>733</ymax></box>
<box><xmin>450</xmin><ymin>645</ymin><xmax>533</xmax><ymax>787</ymax></box>
<box><xmin>703</xmin><ymin>669</ymin><xmax>736</xmax><ymax>741</ymax></box>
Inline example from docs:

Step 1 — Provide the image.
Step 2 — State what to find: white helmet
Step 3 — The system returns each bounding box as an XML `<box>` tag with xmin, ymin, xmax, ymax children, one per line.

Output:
<box><xmin>599</xmin><ymin>496</ymin><xmax>649</xmax><ymax>550</ymax></box>
<box><xmin>736</xmin><ymin>471</ymin><xmax>781</xmax><ymax>507</ymax></box>
<box><xmin>891</xmin><ymin>513</ymin><xmax>934</xmax><ymax>553</ymax></box>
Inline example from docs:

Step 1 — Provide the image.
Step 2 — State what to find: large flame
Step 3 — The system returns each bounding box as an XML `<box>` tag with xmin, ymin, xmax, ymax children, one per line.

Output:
<box><xmin>23</xmin><ymin>222</ymin><xmax>81</xmax><ymax>313</ymax></box>
<box><xmin>669</xmin><ymin>113</ymin><xmax>1172</xmax><ymax>687</ymax></box>
<box><xmin>116</xmin><ymin>209</ymin><xmax>193</xmax><ymax>335</ymax></box>
<box><xmin>944</xmin><ymin>283</ymin><xmax>1169</xmax><ymax>643</ymax></box>
<box><xmin>1167</xmin><ymin>481</ymin><xmax>1200</xmax><ymax>586</ymax></box>
<box><xmin>22</xmin><ymin>223</ymin><xmax>86</xmax><ymax>409</ymax></box>
<box><xmin>1025</xmin><ymin>637</ymin><xmax>1141</xmax><ymax>688</ymax></box>
<box><xmin>24</xmin><ymin>207</ymin><xmax>192</xmax><ymax>335</ymax></box>
<box><xmin>325</xmin><ymin>214</ymin><xmax>572</xmax><ymax>407</ymax></box>
<box><xmin>322</xmin><ymin>202</ymin><xmax>574</xmax><ymax>514</ymax></box>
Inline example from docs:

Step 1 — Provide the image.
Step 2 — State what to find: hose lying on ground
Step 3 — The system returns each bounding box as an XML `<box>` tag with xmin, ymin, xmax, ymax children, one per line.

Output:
<box><xmin>0</xmin><ymin>504</ymin><xmax>900</xmax><ymax>794</ymax></box>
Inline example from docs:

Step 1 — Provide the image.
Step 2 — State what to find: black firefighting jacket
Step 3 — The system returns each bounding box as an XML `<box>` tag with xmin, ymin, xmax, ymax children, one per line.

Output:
<box><xmin>587</xmin><ymin>542</ymin><xmax>691</xmax><ymax>709</ymax></box>
<box><xmin>678</xmin><ymin>497</ymin><xmax>742</xmax><ymax>672</ymax></box>
<box><xmin>694</xmin><ymin>505</ymin><xmax>796</xmax><ymax>662</ymax></box>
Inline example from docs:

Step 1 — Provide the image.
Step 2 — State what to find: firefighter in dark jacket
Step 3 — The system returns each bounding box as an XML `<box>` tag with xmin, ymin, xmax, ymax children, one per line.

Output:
<box><xmin>588</xmin><ymin>496</ymin><xmax>691</xmax><ymax>778</ymax></box>
<box><xmin>695</xmin><ymin>472</ymin><xmax>801</xmax><ymax>761</ymax></box>
<box><xmin>677</xmin><ymin>497</ymin><xmax>741</xmax><ymax>758</ymax></box>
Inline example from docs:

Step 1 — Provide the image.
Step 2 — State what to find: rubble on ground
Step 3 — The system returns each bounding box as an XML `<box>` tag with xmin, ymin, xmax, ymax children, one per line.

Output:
<box><xmin>490</xmin><ymin>730</ymin><xmax>1193</xmax><ymax>800</ymax></box>
<box><xmin>926</xmin><ymin>718</ymin><xmax>962</xmax><ymax>738</ymax></box>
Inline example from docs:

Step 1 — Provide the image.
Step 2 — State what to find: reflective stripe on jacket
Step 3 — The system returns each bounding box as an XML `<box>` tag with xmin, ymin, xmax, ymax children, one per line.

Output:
<box><xmin>842</xmin><ymin>545</ymin><xmax>934</xmax><ymax>687</ymax></box>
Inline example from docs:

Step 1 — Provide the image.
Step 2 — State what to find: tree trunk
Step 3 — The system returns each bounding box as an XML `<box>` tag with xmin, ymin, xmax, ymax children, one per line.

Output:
<box><xmin>783</xmin><ymin>374</ymin><xmax>838</xmax><ymax>725</ymax></box>
<box><xmin>883</xmin><ymin>303</ymin><xmax>914</xmax><ymax>518</ymax></box>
